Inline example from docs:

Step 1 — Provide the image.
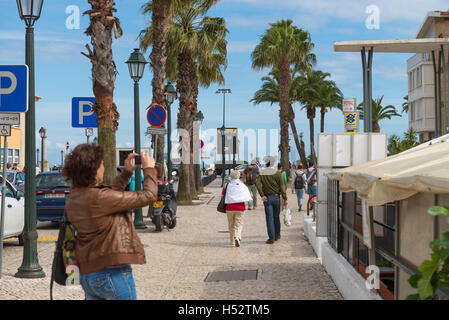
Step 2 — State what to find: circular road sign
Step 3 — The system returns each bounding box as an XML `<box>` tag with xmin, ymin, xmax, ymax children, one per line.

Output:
<box><xmin>147</xmin><ymin>104</ymin><xmax>167</xmax><ymax>127</ymax></box>
<box><xmin>200</xmin><ymin>139</ymin><xmax>204</xmax><ymax>149</ymax></box>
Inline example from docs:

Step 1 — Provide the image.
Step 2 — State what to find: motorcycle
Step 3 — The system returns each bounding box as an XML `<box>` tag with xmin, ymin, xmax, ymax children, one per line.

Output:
<box><xmin>151</xmin><ymin>172</ymin><xmax>177</xmax><ymax>232</ymax></box>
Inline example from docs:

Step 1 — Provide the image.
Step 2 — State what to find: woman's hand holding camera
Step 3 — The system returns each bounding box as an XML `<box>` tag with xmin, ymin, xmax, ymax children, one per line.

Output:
<box><xmin>124</xmin><ymin>153</ymin><xmax>155</xmax><ymax>172</ymax></box>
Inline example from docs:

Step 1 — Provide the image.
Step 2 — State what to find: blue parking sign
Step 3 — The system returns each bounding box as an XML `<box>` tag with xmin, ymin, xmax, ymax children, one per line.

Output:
<box><xmin>72</xmin><ymin>97</ymin><xmax>97</xmax><ymax>128</ymax></box>
<box><xmin>0</xmin><ymin>65</ymin><xmax>29</xmax><ymax>112</ymax></box>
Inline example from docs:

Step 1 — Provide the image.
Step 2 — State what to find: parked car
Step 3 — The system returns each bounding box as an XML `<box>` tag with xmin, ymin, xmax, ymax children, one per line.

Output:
<box><xmin>5</xmin><ymin>170</ymin><xmax>25</xmax><ymax>192</ymax></box>
<box><xmin>1</xmin><ymin>177</ymin><xmax>25</xmax><ymax>245</ymax></box>
<box><xmin>36</xmin><ymin>171</ymin><xmax>71</xmax><ymax>222</ymax></box>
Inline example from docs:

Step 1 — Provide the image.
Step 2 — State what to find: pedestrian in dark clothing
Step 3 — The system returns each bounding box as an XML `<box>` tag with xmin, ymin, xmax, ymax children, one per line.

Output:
<box><xmin>243</xmin><ymin>160</ymin><xmax>259</xmax><ymax>210</ymax></box>
<box><xmin>256</xmin><ymin>159</ymin><xmax>287</xmax><ymax>244</ymax></box>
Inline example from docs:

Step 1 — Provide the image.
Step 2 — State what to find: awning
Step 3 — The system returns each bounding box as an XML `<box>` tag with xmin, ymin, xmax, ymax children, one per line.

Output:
<box><xmin>334</xmin><ymin>38</ymin><xmax>449</xmax><ymax>53</ymax></box>
<box><xmin>327</xmin><ymin>140</ymin><xmax>449</xmax><ymax>206</ymax></box>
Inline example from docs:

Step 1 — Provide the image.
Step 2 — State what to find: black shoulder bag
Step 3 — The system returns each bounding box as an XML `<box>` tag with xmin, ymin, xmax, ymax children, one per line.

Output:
<box><xmin>217</xmin><ymin>183</ymin><xmax>229</xmax><ymax>213</ymax></box>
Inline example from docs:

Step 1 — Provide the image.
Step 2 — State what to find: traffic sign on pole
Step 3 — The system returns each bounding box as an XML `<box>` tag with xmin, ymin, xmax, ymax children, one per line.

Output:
<box><xmin>72</xmin><ymin>97</ymin><xmax>97</xmax><ymax>128</ymax></box>
<box><xmin>0</xmin><ymin>113</ymin><xmax>20</xmax><ymax>126</ymax></box>
<box><xmin>0</xmin><ymin>125</ymin><xmax>11</xmax><ymax>137</ymax></box>
<box><xmin>200</xmin><ymin>139</ymin><xmax>204</xmax><ymax>149</ymax></box>
<box><xmin>0</xmin><ymin>65</ymin><xmax>29</xmax><ymax>112</ymax></box>
<box><xmin>146</xmin><ymin>105</ymin><xmax>166</xmax><ymax>127</ymax></box>
<box><xmin>66</xmin><ymin>141</ymin><xmax>69</xmax><ymax>150</ymax></box>
<box><xmin>146</xmin><ymin>126</ymin><xmax>167</xmax><ymax>136</ymax></box>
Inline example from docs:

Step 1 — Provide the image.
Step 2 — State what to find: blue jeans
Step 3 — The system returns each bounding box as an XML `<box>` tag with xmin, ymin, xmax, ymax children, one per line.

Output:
<box><xmin>263</xmin><ymin>194</ymin><xmax>281</xmax><ymax>240</ymax></box>
<box><xmin>80</xmin><ymin>265</ymin><xmax>137</xmax><ymax>300</ymax></box>
<box><xmin>296</xmin><ymin>188</ymin><xmax>305</xmax><ymax>207</ymax></box>
<box><xmin>308</xmin><ymin>184</ymin><xmax>317</xmax><ymax>195</ymax></box>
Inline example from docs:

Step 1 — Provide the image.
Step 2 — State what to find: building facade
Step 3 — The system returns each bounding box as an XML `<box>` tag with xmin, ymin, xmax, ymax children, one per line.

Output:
<box><xmin>407</xmin><ymin>11</ymin><xmax>449</xmax><ymax>142</ymax></box>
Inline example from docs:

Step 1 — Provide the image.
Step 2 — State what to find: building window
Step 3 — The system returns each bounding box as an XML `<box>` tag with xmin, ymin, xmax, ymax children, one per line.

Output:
<box><xmin>8</xmin><ymin>149</ymin><xmax>13</xmax><ymax>164</ymax></box>
<box><xmin>14</xmin><ymin>149</ymin><xmax>19</xmax><ymax>164</ymax></box>
<box><xmin>410</xmin><ymin>102</ymin><xmax>415</xmax><ymax>121</ymax></box>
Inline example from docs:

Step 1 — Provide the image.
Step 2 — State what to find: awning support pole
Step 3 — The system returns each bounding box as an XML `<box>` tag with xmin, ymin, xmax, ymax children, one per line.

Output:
<box><xmin>432</xmin><ymin>51</ymin><xmax>439</xmax><ymax>138</ymax></box>
<box><xmin>361</xmin><ymin>47</ymin><xmax>374</xmax><ymax>132</ymax></box>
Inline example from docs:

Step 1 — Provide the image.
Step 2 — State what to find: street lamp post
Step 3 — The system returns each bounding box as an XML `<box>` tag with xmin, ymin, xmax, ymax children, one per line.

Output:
<box><xmin>164</xmin><ymin>82</ymin><xmax>177</xmax><ymax>178</ymax></box>
<box><xmin>38</xmin><ymin>127</ymin><xmax>46</xmax><ymax>173</ymax></box>
<box><xmin>216</xmin><ymin>89</ymin><xmax>231</xmax><ymax>187</ymax></box>
<box><xmin>15</xmin><ymin>0</ymin><xmax>45</xmax><ymax>279</ymax></box>
<box><xmin>36</xmin><ymin>148</ymin><xmax>39</xmax><ymax>167</ymax></box>
<box><xmin>60</xmin><ymin>150</ymin><xmax>64</xmax><ymax>167</ymax></box>
<box><xmin>126</xmin><ymin>48</ymin><xmax>147</xmax><ymax>230</ymax></box>
<box><xmin>194</xmin><ymin>111</ymin><xmax>204</xmax><ymax>193</ymax></box>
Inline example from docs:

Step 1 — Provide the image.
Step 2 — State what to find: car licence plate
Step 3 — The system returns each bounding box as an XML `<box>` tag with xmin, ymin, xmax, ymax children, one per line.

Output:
<box><xmin>153</xmin><ymin>201</ymin><xmax>163</xmax><ymax>208</ymax></box>
<box><xmin>44</xmin><ymin>194</ymin><xmax>65</xmax><ymax>198</ymax></box>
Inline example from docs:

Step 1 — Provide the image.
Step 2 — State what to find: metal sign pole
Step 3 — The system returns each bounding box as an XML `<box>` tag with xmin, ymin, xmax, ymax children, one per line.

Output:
<box><xmin>0</xmin><ymin>135</ymin><xmax>8</xmax><ymax>278</ymax></box>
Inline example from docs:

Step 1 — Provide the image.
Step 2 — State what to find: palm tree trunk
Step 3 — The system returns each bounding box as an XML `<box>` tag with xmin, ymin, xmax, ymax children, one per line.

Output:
<box><xmin>84</xmin><ymin>0</ymin><xmax>122</xmax><ymax>185</ymax></box>
<box><xmin>279</xmin><ymin>59</ymin><xmax>291</xmax><ymax>177</ymax></box>
<box><xmin>151</xmin><ymin>0</ymin><xmax>169</xmax><ymax>166</ymax></box>
<box><xmin>307</xmin><ymin>106</ymin><xmax>317</xmax><ymax>167</ymax></box>
<box><xmin>373</xmin><ymin>121</ymin><xmax>380</xmax><ymax>133</ymax></box>
<box><xmin>288</xmin><ymin>104</ymin><xmax>308</xmax><ymax>170</ymax></box>
<box><xmin>176</xmin><ymin>49</ymin><xmax>196</xmax><ymax>204</ymax></box>
<box><xmin>320</xmin><ymin>107</ymin><xmax>325</xmax><ymax>133</ymax></box>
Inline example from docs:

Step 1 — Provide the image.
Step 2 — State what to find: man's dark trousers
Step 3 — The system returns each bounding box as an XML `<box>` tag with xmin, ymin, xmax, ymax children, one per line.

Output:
<box><xmin>263</xmin><ymin>194</ymin><xmax>281</xmax><ymax>240</ymax></box>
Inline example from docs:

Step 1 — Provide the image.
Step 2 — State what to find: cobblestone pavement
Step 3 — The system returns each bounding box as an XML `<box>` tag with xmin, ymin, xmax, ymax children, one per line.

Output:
<box><xmin>0</xmin><ymin>179</ymin><xmax>342</xmax><ymax>300</ymax></box>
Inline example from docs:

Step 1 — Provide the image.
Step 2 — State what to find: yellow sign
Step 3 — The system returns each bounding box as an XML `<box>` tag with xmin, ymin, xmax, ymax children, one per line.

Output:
<box><xmin>345</xmin><ymin>128</ymin><xmax>357</xmax><ymax>133</ymax></box>
<box><xmin>344</xmin><ymin>112</ymin><xmax>358</xmax><ymax>127</ymax></box>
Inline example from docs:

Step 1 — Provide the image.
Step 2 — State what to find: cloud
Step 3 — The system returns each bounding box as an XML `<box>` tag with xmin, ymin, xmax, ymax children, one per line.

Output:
<box><xmin>227</xmin><ymin>41</ymin><xmax>257</xmax><ymax>53</ymax></box>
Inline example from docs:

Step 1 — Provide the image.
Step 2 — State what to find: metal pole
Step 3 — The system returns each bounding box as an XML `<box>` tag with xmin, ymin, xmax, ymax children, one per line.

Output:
<box><xmin>133</xmin><ymin>80</ymin><xmax>145</xmax><ymax>229</ymax></box>
<box><xmin>432</xmin><ymin>51</ymin><xmax>439</xmax><ymax>138</ymax></box>
<box><xmin>167</xmin><ymin>102</ymin><xmax>172</xmax><ymax>177</ymax></box>
<box><xmin>221</xmin><ymin>92</ymin><xmax>226</xmax><ymax>187</ymax></box>
<box><xmin>40</xmin><ymin>136</ymin><xmax>44</xmax><ymax>173</ymax></box>
<box><xmin>368</xmin><ymin>47</ymin><xmax>374</xmax><ymax>132</ymax></box>
<box><xmin>16</xmin><ymin>26</ymin><xmax>45</xmax><ymax>278</ymax></box>
<box><xmin>60</xmin><ymin>150</ymin><xmax>64</xmax><ymax>167</ymax></box>
<box><xmin>0</xmin><ymin>136</ymin><xmax>7</xmax><ymax>278</ymax></box>
<box><xmin>438</xmin><ymin>49</ymin><xmax>443</xmax><ymax>137</ymax></box>
<box><xmin>361</xmin><ymin>48</ymin><xmax>368</xmax><ymax>133</ymax></box>
<box><xmin>442</xmin><ymin>47</ymin><xmax>447</xmax><ymax>135</ymax></box>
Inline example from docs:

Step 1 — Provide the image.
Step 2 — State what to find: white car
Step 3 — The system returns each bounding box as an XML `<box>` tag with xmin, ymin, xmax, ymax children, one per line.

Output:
<box><xmin>1</xmin><ymin>180</ymin><xmax>25</xmax><ymax>245</ymax></box>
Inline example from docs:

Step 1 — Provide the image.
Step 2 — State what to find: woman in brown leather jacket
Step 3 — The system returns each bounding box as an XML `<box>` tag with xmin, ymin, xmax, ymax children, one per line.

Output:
<box><xmin>62</xmin><ymin>143</ymin><xmax>158</xmax><ymax>300</ymax></box>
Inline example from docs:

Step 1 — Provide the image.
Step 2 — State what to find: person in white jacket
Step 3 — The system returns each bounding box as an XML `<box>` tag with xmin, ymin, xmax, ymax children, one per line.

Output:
<box><xmin>221</xmin><ymin>170</ymin><xmax>252</xmax><ymax>247</ymax></box>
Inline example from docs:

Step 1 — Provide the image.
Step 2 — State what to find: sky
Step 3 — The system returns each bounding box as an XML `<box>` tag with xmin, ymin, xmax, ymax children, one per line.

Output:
<box><xmin>0</xmin><ymin>0</ymin><xmax>447</xmax><ymax>166</ymax></box>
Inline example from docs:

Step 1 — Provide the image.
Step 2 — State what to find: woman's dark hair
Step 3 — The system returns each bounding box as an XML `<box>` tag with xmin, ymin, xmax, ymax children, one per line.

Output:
<box><xmin>62</xmin><ymin>143</ymin><xmax>104</xmax><ymax>188</ymax></box>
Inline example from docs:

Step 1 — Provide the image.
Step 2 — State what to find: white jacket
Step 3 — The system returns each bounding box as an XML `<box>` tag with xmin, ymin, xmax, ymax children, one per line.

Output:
<box><xmin>225</xmin><ymin>179</ymin><xmax>252</xmax><ymax>204</ymax></box>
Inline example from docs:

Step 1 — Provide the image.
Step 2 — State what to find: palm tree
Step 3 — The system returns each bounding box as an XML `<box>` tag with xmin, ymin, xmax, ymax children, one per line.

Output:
<box><xmin>296</xmin><ymin>70</ymin><xmax>329</xmax><ymax>165</ymax></box>
<box><xmin>250</xmin><ymin>70</ymin><xmax>308</xmax><ymax>169</ymax></box>
<box><xmin>357</xmin><ymin>96</ymin><xmax>402</xmax><ymax>132</ymax></box>
<box><xmin>402</xmin><ymin>95</ymin><xmax>409</xmax><ymax>114</ymax></box>
<box><xmin>82</xmin><ymin>0</ymin><xmax>123</xmax><ymax>184</ymax></box>
<box><xmin>140</xmin><ymin>0</ymin><xmax>227</xmax><ymax>203</ymax></box>
<box><xmin>140</xmin><ymin>1</ymin><xmax>177</xmax><ymax>164</ymax></box>
<box><xmin>251</xmin><ymin>19</ymin><xmax>315</xmax><ymax>178</ymax></box>
<box><xmin>312</xmin><ymin>81</ymin><xmax>343</xmax><ymax>133</ymax></box>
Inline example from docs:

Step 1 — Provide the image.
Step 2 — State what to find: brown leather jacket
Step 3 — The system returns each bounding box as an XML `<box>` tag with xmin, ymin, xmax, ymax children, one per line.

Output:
<box><xmin>66</xmin><ymin>167</ymin><xmax>158</xmax><ymax>274</ymax></box>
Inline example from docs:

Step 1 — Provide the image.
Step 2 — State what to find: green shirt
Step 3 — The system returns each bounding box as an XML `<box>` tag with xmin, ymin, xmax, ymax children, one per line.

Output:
<box><xmin>256</xmin><ymin>168</ymin><xmax>287</xmax><ymax>201</ymax></box>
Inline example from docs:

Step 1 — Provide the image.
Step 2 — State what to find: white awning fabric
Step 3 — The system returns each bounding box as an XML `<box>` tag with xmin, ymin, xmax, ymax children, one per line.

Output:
<box><xmin>327</xmin><ymin>140</ymin><xmax>449</xmax><ymax>206</ymax></box>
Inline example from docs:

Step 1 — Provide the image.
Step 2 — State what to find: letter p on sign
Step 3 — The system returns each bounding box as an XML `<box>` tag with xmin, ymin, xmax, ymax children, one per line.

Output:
<box><xmin>72</xmin><ymin>97</ymin><xmax>97</xmax><ymax>128</ymax></box>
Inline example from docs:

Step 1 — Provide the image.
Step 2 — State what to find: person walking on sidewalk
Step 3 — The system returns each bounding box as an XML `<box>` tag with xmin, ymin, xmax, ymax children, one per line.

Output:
<box><xmin>277</xmin><ymin>163</ymin><xmax>288</xmax><ymax>209</ymax></box>
<box><xmin>222</xmin><ymin>170</ymin><xmax>252</xmax><ymax>247</ymax></box>
<box><xmin>256</xmin><ymin>158</ymin><xmax>287</xmax><ymax>244</ymax></box>
<box><xmin>293</xmin><ymin>164</ymin><xmax>307</xmax><ymax>212</ymax></box>
<box><xmin>63</xmin><ymin>144</ymin><xmax>158</xmax><ymax>300</ymax></box>
<box><xmin>243</xmin><ymin>160</ymin><xmax>259</xmax><ymax>210</ymax></box>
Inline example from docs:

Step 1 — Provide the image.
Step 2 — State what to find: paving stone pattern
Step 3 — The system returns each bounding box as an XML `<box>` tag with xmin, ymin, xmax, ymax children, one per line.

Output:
<box><xmin>0</xmin><ymin>178</ymin><xmax>342</xmax><ymax>300</ymax></box>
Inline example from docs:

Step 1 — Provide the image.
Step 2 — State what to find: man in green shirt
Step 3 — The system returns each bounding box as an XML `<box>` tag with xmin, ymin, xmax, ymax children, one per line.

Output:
<box><xmin>257</xmin><ymin>159</ymin><xmax>287</xmax><ymax>244</ymax></box>
<box><xmin>277</xmin><ymin>163</ymin><xmax>288</xmax><ymax>209</ymax></box>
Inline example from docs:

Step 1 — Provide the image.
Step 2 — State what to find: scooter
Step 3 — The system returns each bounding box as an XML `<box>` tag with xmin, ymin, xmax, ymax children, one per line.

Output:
<box><xmin>151</xmin><ymin>172</ymin><xmax>177</xmax><ymax>232</ymax></box>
